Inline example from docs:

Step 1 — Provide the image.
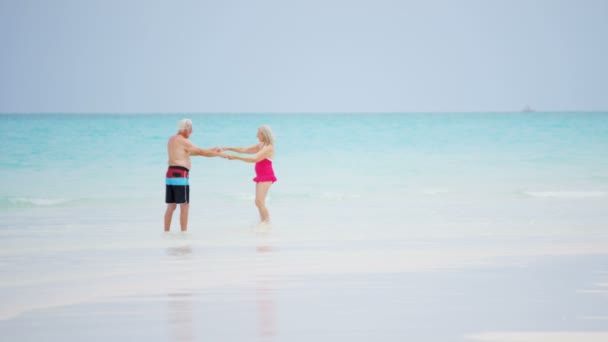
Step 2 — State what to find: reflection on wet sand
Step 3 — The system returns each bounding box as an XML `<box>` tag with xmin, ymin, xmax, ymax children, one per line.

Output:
<box><xmin>257</xmin><ymin>279</ymin><xmax>276</xmax><ymax>340</ymax></box>
<box><xmin>168</xmin><ymin>292</ymin><xmax>194</xmax><ymax>342</ymax></box>
<box><xmin>256</xmin><ymin>230</ymin><xmax>276</xmax><ymax>341</ymax></box>
<box><xmin>166</xmin><ymin>245</ymin><xmax>193</xmax><ymax>257</ymax></box>
<box><xmin>167</xmin><ymin>243</ymin><xmax>194</xmax><ymax>341</ymax></box>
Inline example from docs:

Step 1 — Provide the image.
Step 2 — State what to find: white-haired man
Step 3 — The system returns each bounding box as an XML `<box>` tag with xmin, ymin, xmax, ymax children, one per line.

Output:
<box><xmin>165</xmin><ymin>119</ymin><xmax>226</xmax><ymax>231</ymax></box>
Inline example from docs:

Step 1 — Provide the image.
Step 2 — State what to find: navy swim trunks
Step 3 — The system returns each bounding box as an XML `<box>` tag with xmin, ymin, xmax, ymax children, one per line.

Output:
<box><xmin>165</xmin><ymin>166</ymin><xmax>189</xmax><ymax>204</ymax></box>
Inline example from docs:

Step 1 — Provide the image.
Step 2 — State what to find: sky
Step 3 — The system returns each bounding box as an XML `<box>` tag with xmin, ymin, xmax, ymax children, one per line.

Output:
<box><xmin>1</xmin><ymin>0</ymin><xmax>607</xmax><ymax>113</ymax></box>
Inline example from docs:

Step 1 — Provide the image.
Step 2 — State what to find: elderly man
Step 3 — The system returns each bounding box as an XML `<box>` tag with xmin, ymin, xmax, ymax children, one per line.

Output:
<box><xmin>165</xmin><ymin>118</ymin><xmax>225</xmax><ymax>231</ymax></box>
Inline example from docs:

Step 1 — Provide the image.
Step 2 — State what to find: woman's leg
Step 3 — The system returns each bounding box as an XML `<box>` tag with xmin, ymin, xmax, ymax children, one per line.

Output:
<box><xmin>255</xmin><ymin>182</ymin><xmax>273</xmax><ymax>222</ymax></box>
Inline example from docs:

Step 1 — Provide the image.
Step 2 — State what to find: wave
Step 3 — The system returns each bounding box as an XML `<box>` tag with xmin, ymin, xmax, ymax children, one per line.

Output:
<box><xmin>0</xmin><ymin>197</ymin><xmax>77</xmax><ymax>208</ymax></box>
<box><xmin>0</xmin><ymin>196</ymin><xmax>151</xmax><ymax>209</ymax></box>
<box><xmin>7</xmin><ymin>189</ymin><xmax>602</xmax><ymax>209</ymax></box>
<box><xmin>522</xmin><ymin>191</ymin><xmax>606</xmax><ymax>199</ymax></box>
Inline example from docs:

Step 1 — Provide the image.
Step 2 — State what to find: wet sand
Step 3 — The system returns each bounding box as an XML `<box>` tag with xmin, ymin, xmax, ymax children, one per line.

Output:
<box><xmin>1</xmin><ymin>230</ymin><xmax>607</xmax><ymax>342</ymax></box>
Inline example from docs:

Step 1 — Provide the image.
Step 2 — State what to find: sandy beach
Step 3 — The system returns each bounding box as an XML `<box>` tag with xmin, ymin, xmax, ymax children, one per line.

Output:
<box><xmin>1</xmin><ymin>220</ymin><xmax>607</xmax><ymax>341</ymax></box>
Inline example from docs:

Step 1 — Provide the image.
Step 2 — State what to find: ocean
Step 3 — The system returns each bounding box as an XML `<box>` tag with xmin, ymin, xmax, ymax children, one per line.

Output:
<box><xmin>1</xmin><ymin>113</ymin><xmax>607</xmax><ymax>341</ymax></box>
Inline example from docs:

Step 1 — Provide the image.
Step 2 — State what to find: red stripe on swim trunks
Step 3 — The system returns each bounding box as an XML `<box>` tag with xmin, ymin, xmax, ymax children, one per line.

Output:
<box><xmin>166</xmin><ymin>166</ymin><xmax>189</xmax><ymax>178</ymax></box>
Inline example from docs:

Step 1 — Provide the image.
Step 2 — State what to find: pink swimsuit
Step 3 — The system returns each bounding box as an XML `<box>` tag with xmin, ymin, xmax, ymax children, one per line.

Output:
<box><xmin>254</xmin><ymin>158</ymin><xmax>277</xmax><ymax>183</ymax></box>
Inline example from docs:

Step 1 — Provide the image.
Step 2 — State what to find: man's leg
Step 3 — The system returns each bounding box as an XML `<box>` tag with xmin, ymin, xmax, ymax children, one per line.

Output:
<box><xmin>164</xmin><ymin>204</ymin><xmax>177</xmax><ymax>231</ymax></box>
<box><xmin>180</xmin><ymin>203</ymin><xmax>189</xmax><ymax>231</ymax></box>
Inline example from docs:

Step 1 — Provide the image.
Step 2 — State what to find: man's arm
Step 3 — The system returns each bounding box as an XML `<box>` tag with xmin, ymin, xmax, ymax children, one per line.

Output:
<box><xmin>192</xmin><ymin>147</ymin><xmax>226</xmax><ymax>157</ymax></box>
<box><xmin>185</xmin><ymin>140</ymin><xmax>226</xmax><ymax>157</ymax></box>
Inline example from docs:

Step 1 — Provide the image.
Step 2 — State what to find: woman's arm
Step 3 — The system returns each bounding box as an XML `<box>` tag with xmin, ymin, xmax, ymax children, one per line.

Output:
<box><xmin>228</xmin><ymin>145</ymin><xmax>272</xmax><ymax>163</ymax></box>
<box><xmin>222</xmin><ymin>143</ymin><xmax>261</xmax><ymax>154</ymax></box>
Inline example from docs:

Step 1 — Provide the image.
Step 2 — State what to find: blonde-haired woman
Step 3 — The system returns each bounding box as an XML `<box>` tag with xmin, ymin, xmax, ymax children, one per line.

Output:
<box><xmin>223</xmin><ymin>125</ymin><xmax>277</xmax><ymax>223</ymax></box>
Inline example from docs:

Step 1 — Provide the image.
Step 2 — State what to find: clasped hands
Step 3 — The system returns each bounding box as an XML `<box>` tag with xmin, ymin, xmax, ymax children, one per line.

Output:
<box><xmin>212</xmin><ymin>147</ymin><xmax>236</xmax><ymax>160</ymax></box>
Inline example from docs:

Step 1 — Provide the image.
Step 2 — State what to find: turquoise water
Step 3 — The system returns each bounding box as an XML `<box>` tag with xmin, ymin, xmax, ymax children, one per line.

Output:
<box><xmin>1</xmin><ymin>113</ymin><xmax>608</xmax><ymax>334</ymax></box>
<box><xmin>2</xmin><ymin>112</ymin><xmax>608</xmax><ymax>195</ymax></box>
<box><xmin>1</xmin><ymin>113</ymin><xmax>607</xmax><ymax>232</ymax></box>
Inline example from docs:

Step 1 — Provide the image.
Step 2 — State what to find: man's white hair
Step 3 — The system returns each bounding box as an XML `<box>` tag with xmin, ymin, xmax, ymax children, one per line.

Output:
<box><xmin>177</xmin><ymin>119</ymin><xmax>192</xmax><ymax>133</ymax></box>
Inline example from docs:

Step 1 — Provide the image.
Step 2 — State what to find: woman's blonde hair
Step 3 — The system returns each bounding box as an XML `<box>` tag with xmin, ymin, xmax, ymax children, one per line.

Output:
<box><xmin>258</xmin><ymin>125</ymin><xmax>275</xmax><ymax>145</ymax></box>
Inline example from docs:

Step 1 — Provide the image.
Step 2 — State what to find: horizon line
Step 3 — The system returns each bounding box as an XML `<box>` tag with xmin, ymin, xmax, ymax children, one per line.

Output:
<box><xmin>1</xmin><ymin>110</ymin><xmax>607</xmax><ymax>115</ymax></box>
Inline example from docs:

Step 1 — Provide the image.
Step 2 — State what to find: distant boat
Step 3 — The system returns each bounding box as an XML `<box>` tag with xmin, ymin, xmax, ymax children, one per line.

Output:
<box><xmin>522</xmin><ymin>105</ymin><xmax>535</xmax><ymax>112</ymax></box>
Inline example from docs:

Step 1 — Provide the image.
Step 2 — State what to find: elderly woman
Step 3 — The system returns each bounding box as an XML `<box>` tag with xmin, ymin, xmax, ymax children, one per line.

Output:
<box><xmin>222</xmin><ymin>125</ymin><xmax>277</xmax><ymax>224</ymax></box>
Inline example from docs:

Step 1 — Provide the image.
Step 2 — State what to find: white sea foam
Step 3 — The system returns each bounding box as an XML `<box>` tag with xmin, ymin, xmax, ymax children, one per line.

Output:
<box><xmin>235</xmin><ymin>193</ymin><xmax>255</xmax><ymax>201</ymax></box>
<box><xmin>319</xmin><ymin>192</ymin><xmax>361</xmax><ymax>200</ymax></box>
<box><xmin>467</xmin><ymin>331</ymin><xmax>608</xmax><ymax>342</ymax></box>
<box><xmin>523</xmin><ymin>191</ymin><xmax>606</xmax><ymax>199</ymax></box>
